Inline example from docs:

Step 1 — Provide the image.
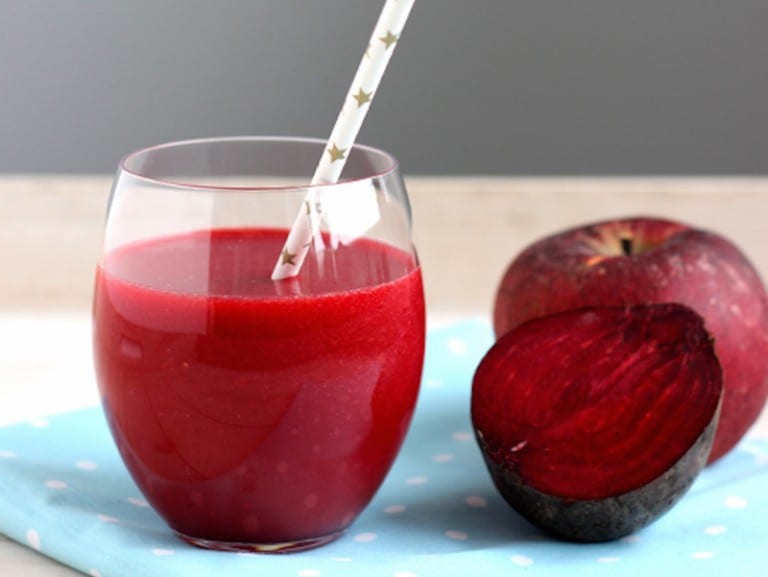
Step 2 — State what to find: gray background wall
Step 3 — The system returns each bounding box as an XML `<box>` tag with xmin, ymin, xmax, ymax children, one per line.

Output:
<box><xmin>1</xmin><ymin>0</ymin><xmax>767</xmax><ymax>175</ymax></box>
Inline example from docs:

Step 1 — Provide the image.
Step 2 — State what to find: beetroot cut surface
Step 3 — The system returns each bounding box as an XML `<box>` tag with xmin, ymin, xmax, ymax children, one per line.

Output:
<box><xmin>471</xmin><ymin>303</ymin><xmax>723</xmax><ymax>540</ymax></box>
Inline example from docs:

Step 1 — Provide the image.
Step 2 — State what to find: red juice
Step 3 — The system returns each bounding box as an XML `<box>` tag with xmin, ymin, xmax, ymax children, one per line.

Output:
<box><xmin>93</xmin><ymin>227</ymin><xmax>425</xmax><ymax>548</ymax></box>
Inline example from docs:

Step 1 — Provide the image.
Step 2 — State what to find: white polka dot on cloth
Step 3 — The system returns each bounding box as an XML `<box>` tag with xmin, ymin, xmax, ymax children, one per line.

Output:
<box><xmin>510</xmin><ymin>554</ymin><xmax>534</xmax><ymax>567</ymax></box>
<box><xmin>432</xmin><ymin>453</ymin><xmax>454</xmax><ymax>463</ymax></box>
<box><xmin>452</xmin><ymin>431</ymin><xmax>472</xmax><ymax>442</ymax></box>
<box><xmin>724</xmin><ymin>495</ymin><xmax>747</xmax><ymax>509</ymax></box>
<box><xmin>424</xmin><ymin>377</ymin><xmax>443</xmax><ymax>389</ymax></box>
<box><xmin>692</xmin><ymin>551</ymin><xmax>715</xmax><ymax>560</ymax></box>
<box><xmin>97</xmin><ymin>514</ymin><xmax>120</xmax><ymax>523</ymax></box>
<box><xmin>620</xmin><ymin>535</ymin><xmax>643</xmax><ymax>544</ymax></box>
<box><xmin>151</xmin><ymin>548</ymin><xmax>175</xmax><ymax>556</ymax></box>
<box><xmin>353</xmin><ymin>532</ymin><xmax>378</xmax><ymax>543</ymax></box>
<box><xmin>405</xmin><ymin>476</ymin><xmax>428</xmax><ymax>486</ymax></box>
<box><xmin>127</xmin><ymin>497</ymin><xmax>149</xmax><ymax>507</ymax></box>
<box><xmin>447</xmin><ymin>338</ymin><xmax>468</xmax><ymax>355</ymax></box>
<box><xmin>598</xmin><ymin>556</ymin><xmax>620</xmax><ymax>563</ymax></box>
<box><xmin>0</xmin><ymin>450</ymin><xmax>17</xmax><ymax>458</ymax></box>
<box><xmin>740</xmin><ymin>443</ymin><xmax>768</xmax><ymax>464</ymax></box>
<box><xmin>465</xmin><ymin>496</ymin><xmax>488</xmax><ymax>508</ymax></box>
<box><xmin>384</xmin><ymin>504</ymin><xmax>406</xmax><ymax>514</ymax></box>
<box><xmin>705</xmin><ymin>525</ymin><xmax>728</xmax><ymax>535</ymax></box>
<box><xmin>76</xmin><ymin>460</ymin><xmax>98</xmax><ymax>471</ymax></box>
<box><xmin>26</xmin><ymin>529</ymin><xmax>41</xmax><ymax>551</ymax></box>
<box><xmin>45</xmin><ymin>480</ymin><xmax>67</xmax><ymax>490</ymax></box>
<box><xmin>445</xmin><ymin>530</ymin><xmax>468</xmax><ymax>541</ymax></box>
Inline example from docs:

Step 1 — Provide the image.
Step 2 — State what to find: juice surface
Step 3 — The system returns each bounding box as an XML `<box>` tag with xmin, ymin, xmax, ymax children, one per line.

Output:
<box><xmin>93</xmin><ymin>228</ymin><xmax>425</xmax><ymax>544</ymax></box>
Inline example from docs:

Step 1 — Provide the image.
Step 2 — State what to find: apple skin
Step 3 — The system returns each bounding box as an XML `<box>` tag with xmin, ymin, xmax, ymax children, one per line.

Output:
<box><xmin>493</xmin><ymin>216</ymin><xmax>768</xmax><ymax>464</ymax></box>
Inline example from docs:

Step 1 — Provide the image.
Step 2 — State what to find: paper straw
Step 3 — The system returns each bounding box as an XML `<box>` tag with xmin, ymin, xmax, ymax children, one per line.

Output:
<box><xmin>271</xmin><ymin>0</ymin><xmax>416</xmax><ymax>280</ymax></box>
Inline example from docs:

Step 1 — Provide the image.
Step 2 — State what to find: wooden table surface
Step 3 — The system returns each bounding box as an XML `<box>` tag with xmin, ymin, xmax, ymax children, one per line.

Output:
<box><xmin>1</xmin><ymin>175</ymin><xmax>767</xmax><ymax>575</ymax></box>
<box><xmin>3</xmin><ymin>176</ymin><xmax>768</xmax><ymax>314</ymax></box>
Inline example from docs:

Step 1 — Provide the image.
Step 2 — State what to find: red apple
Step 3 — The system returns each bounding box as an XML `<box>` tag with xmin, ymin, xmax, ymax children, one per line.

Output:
<box><xmin>493</xmin><ymin>216</ymin><xmax>768</xmax><ymax>463</ymax></box>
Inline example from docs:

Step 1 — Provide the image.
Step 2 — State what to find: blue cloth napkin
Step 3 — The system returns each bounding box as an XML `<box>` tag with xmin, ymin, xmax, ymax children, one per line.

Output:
<box><xmin>0</xmin><ymin>319</ymin><xmax>766</xmax><ymax>577</ymax></box>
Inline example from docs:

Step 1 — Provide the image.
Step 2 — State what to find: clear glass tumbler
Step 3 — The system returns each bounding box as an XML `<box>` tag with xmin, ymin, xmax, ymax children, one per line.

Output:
<box><xmin>92</xmin><ymin>137</ymin><xmax>426</xmax><ymax>552</ymax></box>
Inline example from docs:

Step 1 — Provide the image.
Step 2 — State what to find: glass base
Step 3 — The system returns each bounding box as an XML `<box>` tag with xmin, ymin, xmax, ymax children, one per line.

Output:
<box><xmin>176</xmin><ymin>529</ymin><xmax>345</xmax><ymax>553</ymax></box>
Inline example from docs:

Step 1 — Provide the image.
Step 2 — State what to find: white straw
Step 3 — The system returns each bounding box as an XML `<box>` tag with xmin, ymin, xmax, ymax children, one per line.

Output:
<box><xmin>271</xmin><ymin>0</ymin><xmax>416</xmax><ymax>280</ymax></box>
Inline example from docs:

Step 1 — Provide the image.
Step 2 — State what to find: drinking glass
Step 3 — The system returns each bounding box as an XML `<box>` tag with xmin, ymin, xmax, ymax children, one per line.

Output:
<box><xmin>92</xmin><ymin>136</ymin><xmax>426</xmax><ymax>552</ymax></box>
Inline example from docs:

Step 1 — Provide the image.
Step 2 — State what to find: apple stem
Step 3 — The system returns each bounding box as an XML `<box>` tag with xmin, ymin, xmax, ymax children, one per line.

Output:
<box><xmin>621</xmin><ymin>237</ymin><xmax>633</xmax><ymax>256</ymax></box>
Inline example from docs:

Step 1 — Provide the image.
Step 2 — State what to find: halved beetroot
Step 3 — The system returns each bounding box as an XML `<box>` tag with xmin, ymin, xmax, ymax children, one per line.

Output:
<box><xmin>471</xmin><ymin>303</ymin><xmax>723</xmax><ymax>541</ymax></box>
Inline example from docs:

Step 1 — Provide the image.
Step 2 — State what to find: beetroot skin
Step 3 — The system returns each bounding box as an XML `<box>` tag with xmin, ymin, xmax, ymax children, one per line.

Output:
<box><xmin>472</xmin><ymin>303</ymin><xmax>723</xmax><ymax>541</ymax></box>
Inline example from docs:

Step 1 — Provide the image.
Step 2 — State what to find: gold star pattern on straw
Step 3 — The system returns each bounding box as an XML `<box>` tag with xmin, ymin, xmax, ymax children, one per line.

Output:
<box><xmin>280</xmin><ymin>247</ymin><xmax>297</xmax><ymax>266</ymax></box>
<box><xmin>380</xmin><ymin>30</ymin><xmax>399</xmax><ymax>49</ymax></box>
<box><xmin>304</xmin><ymin>198</ymin><xmax>322</xmax><ymax>215</ymax></box>
<box><xmin>271</xmin><ymin>0</ymin><xmax>416</xmax><ymax>281</ymax></box>
<box><xmin>327</xmin><ymin>143</ymin><xmax>347</xmax><ymax>162</ymax></box>
<box><xmin>353</xmin><ymin>88</ymin><xmax>373</xmax><ymax>108</ymax></box>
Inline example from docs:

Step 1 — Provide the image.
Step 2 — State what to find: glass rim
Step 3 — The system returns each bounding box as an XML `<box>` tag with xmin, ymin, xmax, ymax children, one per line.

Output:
<box><xmin>118</xmin><ymin>135</ymin><xmax>400</xmax><ymax>192</ymax></box>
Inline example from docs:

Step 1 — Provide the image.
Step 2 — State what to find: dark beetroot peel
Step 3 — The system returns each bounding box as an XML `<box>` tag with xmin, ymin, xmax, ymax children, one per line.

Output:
<box><xmin>472</xmin><ymin>303</ymin><xmax>723</xmax><ymax>542</ymax></box>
